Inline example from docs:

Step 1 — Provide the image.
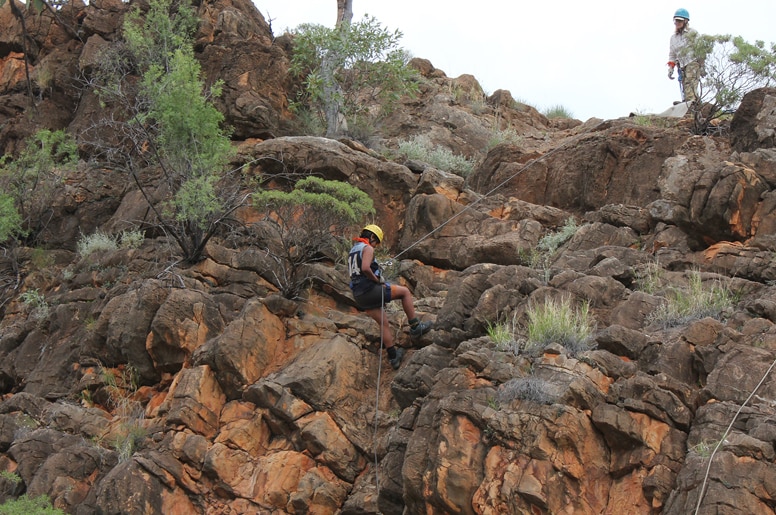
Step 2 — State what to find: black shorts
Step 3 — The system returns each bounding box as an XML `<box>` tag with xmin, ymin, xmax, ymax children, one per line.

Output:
<box><xmin>353</xmin><ymin>282</ymin><xmax>392</xmax><ymax>310</ymax></box>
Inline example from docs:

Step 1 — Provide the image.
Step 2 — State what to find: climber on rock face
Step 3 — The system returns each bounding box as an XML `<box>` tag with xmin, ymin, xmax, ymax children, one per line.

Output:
<box><xmin>347</xmin><ymin>224</ymin><xmax>431</xmax><ymax>369</ymax></box>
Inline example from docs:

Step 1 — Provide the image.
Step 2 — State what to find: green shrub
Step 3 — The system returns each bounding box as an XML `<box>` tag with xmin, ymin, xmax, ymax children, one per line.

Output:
<box><xmin>537</xmin><ymin>218</ymin><xmax>578</xmax><ymax>254</ymax></box>
<box><xmin>290</xmin><ymin>15</ymin><xmax>419</xmax><ymax>137</ymax></box>
<box><xmin>542</xmin><ymin>104</ymin><xmax>574</xmax><ymax>119</ymax></box>
<box><xmin>486</xmin><ymin>127</ymin><xmax>522</xmax><ymax>150</ymax></box>
<box><xmin>118</xmin><ymin>229</ymin><xmax>145</xmax><ymax>249</ymax></box>
<box><xmin>635</xmin><ymin>262</ymin><xmax>663</xmax><ymax>294</ymax></box>
<box><xmin>524</xmin><ymin>218</ymin><xmax>579</xmax><ymax>284</ymax></box>
<box><xmin>485</xmin><ymin>320</ymin><xmax>513</xmax><ymax>347</ymax></box>
<box><xmin>85</xmin><ymin>0</ymin><xmax>238</xmax><ymax>263</ymax></box>
<box><xmin>523</xmin><ymin>297</ymin><xmax>595</xmax><ymax>356</ymax></box>
<box><xmin>0</xmin><ymin>129</ymin><xmax>77</xmax><ymax>244</ymax></box>
<box><xmin>0</xmin><ymin>193</ymin><xmax>24</xmax><ymax>243</ymax></box>
<box><xmin>0</xmin><ymin>494</ymin><xmax>66</xmax><ymax>514</ymax></box>
<box><xmin>397</xmin><ymin>134</ymin><xmax>475</xmax><ymax>177</ymax></box>
<box><xmin>252</xmin><ymin>176</ymin><xmax>375</xmax><ymax>298</ymax></box>
<box><xmin>648</xmin><ymin>270</ymin><xmax>735</xmax><ymax>328</ymax></box>
<box><xmin>100</xmin><ymin>365</ymin><xmax>146</xmax><ymax>462</ymax></box>
<box><xmin>77</xmin><ymin>231</ymin><xmax>118</xmax><ymax>257</ymax></box>
<box><xmin>20</xmin><ymin>288</ymin><xmax>49</xmax><ymax>319</ymax></box>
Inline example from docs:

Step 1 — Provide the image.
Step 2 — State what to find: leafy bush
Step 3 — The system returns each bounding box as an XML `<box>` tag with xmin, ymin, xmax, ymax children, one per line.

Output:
<box><xmin>0</xmin><ymin>494</ymin><xmax>66</xmax><ymax>514</ymax></box>
<box><xmin>83</xmin><ymin>0</ymin><xmax>239</xmax><ymax>263</ymax></box>
<box><xmin>397</xmin><ymin>134</ymin><xmax>475</xmax><ymax>177</ymax></box>
<box><xmin>542</xmin><ymin>104</ymin><xmax>574</xmax><ymax>119</ymax></box>
<box><xmin>648</xmin><ymin>270</ymin><xmax>735</xmax><ymax>328</ymax></box>
<box><xmin>521</xmin><ymin>218</ymin><xmax>579</xmax><ymax>283</ymax></box>
<box><xmin>252</xmin><ymin>176</ymin><xmax>375</xmax><ymax>298</ymax></box>
<box><xmin>686</xmin><ymin>34</ymin><xmax>776</xmax><ymax>134</ymax></box>
<box><xmin>0</xmin><ymin>193</ymin><xmax>23</xmax><ymax>243</ymax></box>
<box><xmin>0</xmin><ymin>129</ymin><xmax>77</xmax><ymax>243</ymax></box>
<box><xmin>486</xmin><ymin>127</ymin><xmax>522</xmax><ymax>150</ymax></box>
<box><xmin>20</xmin><ymin>288</ymin><xmax>48</xmax><ymax>319</ymax></box>
<box><xmin>290</xmin><ymin>15</ymin><xmax>419</xmax><ymax>137</ymax></box>
<box><xmin>118</xmin><ymin>229</ymin><xmax>145</xmax><ymax>249</ymax></box>
<box><xmin>77</xmin><ymin>231</ymin><xmax>118</xmax><ymax>257</ymax></box>
<box><xmin>537</xmin><ymin>218</ymin><xmax>578</xmax><ymax>254</ymax></box>
<box><xmin>523</xmin><ymin>297</ymin><xmax>595</xmax><ymax>356</ymax></box>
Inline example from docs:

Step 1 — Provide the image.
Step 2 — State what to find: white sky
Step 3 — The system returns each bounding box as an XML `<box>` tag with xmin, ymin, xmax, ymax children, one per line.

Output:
<box><xmin>254</xmin><ymin>1</ymin><xmax>776</xmax><ymax>121</ymax></box>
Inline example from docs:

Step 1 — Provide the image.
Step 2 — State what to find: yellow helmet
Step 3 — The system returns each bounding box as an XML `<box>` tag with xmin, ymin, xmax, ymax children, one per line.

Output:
<box><xmin>363</xmin><ymin>224</ymin><xmax>384</xmax><ymax>243</ymax></box>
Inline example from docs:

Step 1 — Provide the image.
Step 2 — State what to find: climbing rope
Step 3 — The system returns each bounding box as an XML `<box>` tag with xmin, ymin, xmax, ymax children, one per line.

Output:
<box><xmin>372</xmin><ymin>286</ymin><xmax>386</xmax><ymax>494</ymax></box>
<box><xmin>392</xmin><ymin>135</ymin><xmax>580</xmax><ymax>262</ymax></box>
<box><xmin>693</xmin><ymin>354</ymin><xmax>776</xmax><ymax>514</ymax></box>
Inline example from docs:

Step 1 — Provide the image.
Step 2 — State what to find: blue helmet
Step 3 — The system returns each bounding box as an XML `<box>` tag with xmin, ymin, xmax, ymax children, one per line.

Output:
<box><xmin>674</xmin><ymin>8</ymin><xmax>690</xmax><ymax>20</ymax></box>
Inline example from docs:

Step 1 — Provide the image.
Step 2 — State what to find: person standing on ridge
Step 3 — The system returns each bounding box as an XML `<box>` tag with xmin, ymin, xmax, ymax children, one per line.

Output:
<box><xmin>667</xmin><ymin>8</ymin><xmax>702</xmax><ymax>104</ymax></box>
<box><xmin>348</xmin><ymin>224</ymin><xmax>432</xmax><ymax>369</ymax></box>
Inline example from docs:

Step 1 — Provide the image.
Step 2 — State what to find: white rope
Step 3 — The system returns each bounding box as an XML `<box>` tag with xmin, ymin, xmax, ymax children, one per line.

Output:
<box><xmin>372</xmin><ymin>285</ymin><xmax>386</xmax><ymax>495</ymax></box>
<box><xmin>693</xmin><ymin>353</ymin><xmax>776</xmax><ymax>514</ymax></box>
<box><xmin>392</xmin><ymin>137</ymin><xmax>578</xmax><ymax>261</ymax></box>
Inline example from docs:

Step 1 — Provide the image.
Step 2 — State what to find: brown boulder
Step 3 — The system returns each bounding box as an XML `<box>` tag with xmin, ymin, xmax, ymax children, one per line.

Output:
<box><xmin>731</xmin><ymin>87</ymin><xmax>776</xmax><ymax>152</ymax></box>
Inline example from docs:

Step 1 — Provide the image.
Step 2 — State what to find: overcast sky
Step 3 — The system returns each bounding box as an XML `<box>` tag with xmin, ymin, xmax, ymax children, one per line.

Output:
<box><xmin>253</xmin><ymin>1</ymin><xmax>776</xmax><ymax>121</ymax></box>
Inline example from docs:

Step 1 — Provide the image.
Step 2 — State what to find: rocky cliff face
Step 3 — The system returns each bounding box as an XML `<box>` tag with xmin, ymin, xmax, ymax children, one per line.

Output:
<box><xmin>2</xmin><ymin>0</ymin><xmax>776</xmax><ymax>514</ymax></box>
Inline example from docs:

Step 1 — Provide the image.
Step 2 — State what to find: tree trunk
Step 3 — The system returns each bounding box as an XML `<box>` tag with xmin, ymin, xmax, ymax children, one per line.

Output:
<box><xmin>336</xmin><ymin>0</ymin><xmax>353</xmax><ymax>27</ymax></box>
<box><xmin>323</xmin><ymin>0</ymin><xmax>352</xmax><ymax>137</ymax></box>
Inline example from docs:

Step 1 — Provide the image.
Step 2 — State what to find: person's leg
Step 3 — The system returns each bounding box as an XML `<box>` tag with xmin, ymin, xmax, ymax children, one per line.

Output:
<box><xmin>365</xmin><ymin>307</ymin><xmax>405</xmax><ymax>368</ymax></box>
<box><xmin>365</xmin><ymin>307</ymin><xmax>394</xmax><ymax>348</ymax></box>
<box><xmin>387</xmin><ymin>284</ymin><xmax>416</xmax><ymax>320</ymax></box>
<box><xmin>683</xmin><ymin>61</ymin><xmax>700</xmax><ymax>103</ymax></box>
<box><xmin>388</xmin><ymin>285</ymin><xmax>431</xmax><ymax>336</ymax></box>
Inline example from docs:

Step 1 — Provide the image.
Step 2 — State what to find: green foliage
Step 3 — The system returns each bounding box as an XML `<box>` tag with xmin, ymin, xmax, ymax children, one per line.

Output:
<box><xmin>100</xmin><ymin>365</ymin><xmax>146</xmax><ymax>462</ymax></box>
<box><xmin>252</xmin><ymin>177</ymin><xmax>374</xmax><ymax>298</ymax></box>
<box><xmin>523</xmin><ymin>297</ymin><xmax>595</xmax><ymax>356</ymax></box>
<box><xmin>537</xmin><ymin>218</ymin><xmax>578</xmax><ymax>254</ymax></box>
<box><xmin>0</xmin><ymin>193</ymin><xmax>24</xmax><ymax>243</ymax></box>
<box><xmin>485</xmin><ymin>320</ymin><xmax>512</xmax><ymax>346</ymax></box>
<box><xmin>521</xmin><ymin>218</ymin><xmax>579</xmax><ymax>283</ymax></box>
<box><xmin>0</xmin><ymin>129</ymin><xmax>78</xmax><ymax>242</ymax></box>
<box><xmin>85</xmin><ymin>0</ymin><xmax>239</xmax><ymax>263</ymax></box>
<box><xmin>486</xmin><ymin>127</ymin><xmax>522</xmax><ymax>150</ymax></box>
<box><xmin>0</xmin><ymin>494</ymin><xmax>66</xmax><ymax>515</ymax></box>
<box><xmin>648</xmin><ymin>270</ymin><xmax>735</xmax><ymax>328</ymax></box>
<box><xmin>397</xmin><ymin>134</ymin><xmax>475</xmax><ymax>177</ymax></box>
<box><xmin>687</xmin><ymin>34</ymin><xmax>776</xmax><ymax>134</ymax></box>
<box><xmin>635</xmin><ymin>262</ymin><xmax>663</xmax><ymax>294</ymax></box>
<box><xmin>290</xmin><ymin>15</ymin><xmax>419</xmax><ymax>137</ymax></box>
<box><xmin>123</xmin><ymin>0</ymin><xmax>199</xmax><ymax>72</ymax></box>
<box><xmin>542</xmin><ymin>105</ymin><xmax>574</xmax><ymax>119</ymax></box>
<box><xmin>77</xmin><ymin>231</ymin><xmax>119</xmax><ymax>257</ymax></box>
<box><xmin>118</xmin><ymin>229</ymin><xmax>145</xmax><ymax>249</ymax></box>
<box><xmin>20</xmin><ymin>288</ymin><xmax>48</xmax><ymax>319</ymax></box>
<box><xmin>0</xmin><ymin>472</ymin><xmax>20</xmax><ymax>486</ymax></box>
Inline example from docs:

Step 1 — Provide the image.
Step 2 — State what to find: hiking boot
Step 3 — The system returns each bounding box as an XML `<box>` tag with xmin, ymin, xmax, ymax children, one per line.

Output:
<box><xmin>409</xmin><ymin>320</ymin><xmax>432</xmax><ymax>338</ymax></box>
<box><xmin>389</xmin><ymin>347</ymin><xmax>405</xmax><ymax>370</ymax></box>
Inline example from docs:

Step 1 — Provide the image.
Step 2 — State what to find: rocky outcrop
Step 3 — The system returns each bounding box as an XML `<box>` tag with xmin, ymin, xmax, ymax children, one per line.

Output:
<box><xmin>3</xmin><ymin>0</ymin><xmax>776</xmax><ymax>513</ymax></box>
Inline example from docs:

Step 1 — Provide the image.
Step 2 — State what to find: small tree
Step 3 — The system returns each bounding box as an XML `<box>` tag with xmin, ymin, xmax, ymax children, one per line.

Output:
<box><xmin>687</xmin><ymin>34</ymin><xmax>776</xmax><ymax>134</ymax></box>
<box><xmin>0</xmin><ymin>129</ymin><xmax>78</xmax><ymax>240</ymax></box>
<box><xmin>289</xmin><ymin>15</ymin><xmax>419</xmax><ymax>138</ymax></box>
<box><xmin>82</xmin><ymin>0</ymin><xmax>242</xmax><ymax>263</ymax></box>
<box><xmin>252</xmin><ymin>176</ymin><xmax>374</xmax><ymax>298</ymax></box>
